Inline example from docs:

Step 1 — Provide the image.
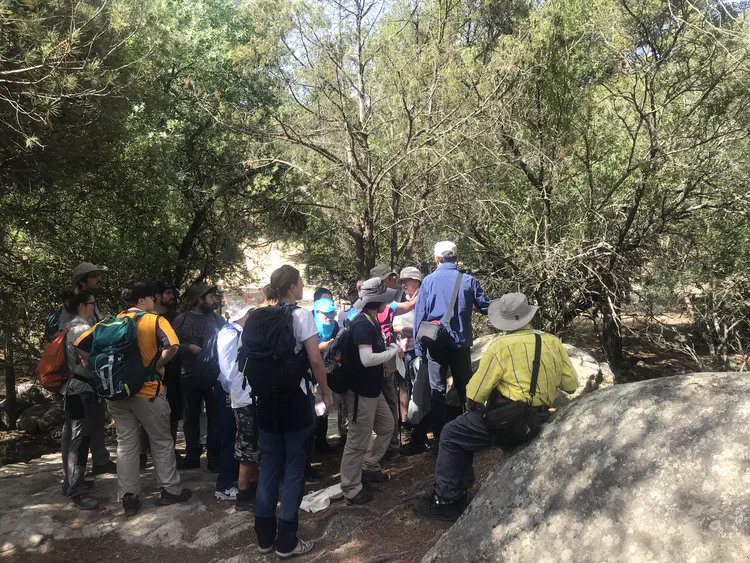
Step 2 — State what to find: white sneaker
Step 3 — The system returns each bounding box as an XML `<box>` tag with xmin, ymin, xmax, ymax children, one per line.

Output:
<box><xmin>215</xmin><ymin>486</ymin><xmax>239</xmax><ymax>501</ymax></box>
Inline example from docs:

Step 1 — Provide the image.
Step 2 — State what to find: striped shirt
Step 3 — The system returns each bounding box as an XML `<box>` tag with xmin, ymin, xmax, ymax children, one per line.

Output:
<box><xmin>466</xmin><ymin>329</ymin><xmax>578</xmax><ymax>407</ymax></box>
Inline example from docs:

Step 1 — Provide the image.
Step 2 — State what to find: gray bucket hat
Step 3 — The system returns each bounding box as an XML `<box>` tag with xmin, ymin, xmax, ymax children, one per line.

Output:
<box><xmin>71</xmin><ymin>262</ymin><xmax>108</xmax><ymax>287</ymax></box>
<box><xmin>184</xmin><ymin>282</ymin><xmax>218</xmax><ymax>309</ymax></box>
<box><xmin>353</xmin><ymin>278</ymin><xmax>397</xmax><ymax>309</ymax></box>
<box><xmin>370</xmin><ymin>264</ymin><xmax>398</xmax><ymax>280</ymax></box>
<box><xmin>398</xmin><ymin>267</ymin><xmax>423</xmax><ymax>282</ymax></box>
<box><xmin>488</xmin><ymin>293</ymin><xmax>539</xmax><ymax>331</ymax></box>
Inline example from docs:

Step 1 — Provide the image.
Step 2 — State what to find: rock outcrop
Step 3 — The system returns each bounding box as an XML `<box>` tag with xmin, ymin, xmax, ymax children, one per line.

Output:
<box><xmin>424</xmin><ymin>372</ymin><xmax>750</xmax><ymax>563</ymax></box>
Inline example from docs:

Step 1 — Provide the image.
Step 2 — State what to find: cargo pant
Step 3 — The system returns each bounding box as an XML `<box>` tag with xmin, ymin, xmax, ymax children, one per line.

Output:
<box><xmin>107</xmin><ymin>394</ymin><xmax>182</xmax><ymax>500</ymax></box>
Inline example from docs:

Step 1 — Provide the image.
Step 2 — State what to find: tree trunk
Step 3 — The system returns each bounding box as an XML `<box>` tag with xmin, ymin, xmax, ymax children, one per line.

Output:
<box><xmin>600</xmin><ymin>306</ymin><xmax>625</xmax><ymax>366</ymax></box>
<box><xmin>4</xmin><ymin>332</ymin><xmax>17</xmax><ymax>430</ymax></box>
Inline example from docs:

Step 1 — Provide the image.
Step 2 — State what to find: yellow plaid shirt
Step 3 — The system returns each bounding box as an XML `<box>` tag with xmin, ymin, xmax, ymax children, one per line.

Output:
<box><xmin>466</xmin><ymin>329</ymin><xmax>578</xmax><ymax>407</ymax></box>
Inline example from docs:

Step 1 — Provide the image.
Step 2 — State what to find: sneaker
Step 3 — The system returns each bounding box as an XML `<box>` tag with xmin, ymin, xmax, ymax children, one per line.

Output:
<box><xmin>345</xmin><ymin>488</ymin><xmax>374</xmax><ymax>505</ymax></box>
<box><xmin>413</xmin><ymin>497</ymin><xmax>464</xmax><ymax>522</ymax></box>
<box><xmin>276</xmin><ymin>538</ymin><xmax>314</xmax><ymax>559</ymax></box>
<box><xmin>71</xmin><ymin>493</ymin><xmax>98</xmax><ymax>510</ymax></box>
<box><xmin>181</xmin><ymin>459</ymin><xmax>201</xmax><ymax>470</ymax></box>
<box><xmin>123</xmin><ymin>493</ymin><xmax>141</xmax><ymax>517</ymax></box>
<box><xmin>305</xmin><ymin>466</ymin><xmax>323</xmax><ymax>482</ymax></box>
<box><xmin>314</xmin><ymin>440</ymin><xmax>337</xmax><ymax>455</ymax></box>
<box><xmin>207</xmin><ymin>457</ymin><xmax>220</xmax><ymax>474</ymax></box>
<box><xmin>399</xmin><ymin>441</ymin><xmax>427</xmax><ymax>456</ymax></box>
<box><xmin>92</xmin><ymin>461</ymin><xmax>117</xmax><ymax>475</ymax></box>
<box><xmin>215</xmin><ymin>486</ymin><xmax>239</xmax><ymax>501</ymax></box>
<box><xmin>159</xmin><ymin>488</ymin><xmax>192</xmax><ymax>505</ymax></box>
<box><xmin>235</xmin><ymin>488</ymin><xmax>255</xmax><ymax>512</ymax></box>
<box><xmin>139</xmin><ymin>454</ymin><xmax>148</xmax><ymax>470</ymax></box>
<box><xmin>362</xmin><ymin>469</ymin><xmax>390</xmax><ymax>483</ymax></box>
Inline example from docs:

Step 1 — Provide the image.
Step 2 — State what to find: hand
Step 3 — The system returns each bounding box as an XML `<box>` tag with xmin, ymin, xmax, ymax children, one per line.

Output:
<box><xmin>189</xmin><ymin>344</ymin><xmax>201</xmax><ymax>355</ymax></box>
<box><xmin>322</xmin><ymin>390</ymin><xmax>333</xmax><ymax>416</ymax></box>
<box><xmin>225</xmin><ymin>394</ymin><xmax>232</xmax><ymax>408</ymax></box>
<box><xmin>398</xmin><ymin>347</ymin><xmax>404</xmax><ymax>359</ymax></box>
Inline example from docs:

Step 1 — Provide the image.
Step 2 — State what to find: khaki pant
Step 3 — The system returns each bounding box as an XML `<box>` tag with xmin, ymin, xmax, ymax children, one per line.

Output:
<box><xmin>107</xmin><ymin>394</ymin><xmax>182</xmax><ymax>500</ymax></box>
<box><xmin>339</xmin><ymin>391</ymin><xmax>394</xmax><ymax>499</ymax></box>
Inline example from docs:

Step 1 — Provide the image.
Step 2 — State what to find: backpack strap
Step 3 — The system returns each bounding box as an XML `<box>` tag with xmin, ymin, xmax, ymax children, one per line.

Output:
<box><xmin>528</xmin><ymin>333</ymin><xmax>542</xmax><ymax>405</ymax></box>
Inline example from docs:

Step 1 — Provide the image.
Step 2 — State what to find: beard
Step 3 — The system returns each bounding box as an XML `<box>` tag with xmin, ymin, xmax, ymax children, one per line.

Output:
<box><xmin>200</xmin><ymin>301</ymin><xmax>216</xmax><ymax>314</ymax></box>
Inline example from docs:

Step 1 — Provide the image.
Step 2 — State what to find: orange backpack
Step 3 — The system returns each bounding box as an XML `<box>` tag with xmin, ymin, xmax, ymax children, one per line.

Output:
<box><xmin>36</xmin><ymin>328</ymin><xmax>71</xmax><ymax>393</ymax></box>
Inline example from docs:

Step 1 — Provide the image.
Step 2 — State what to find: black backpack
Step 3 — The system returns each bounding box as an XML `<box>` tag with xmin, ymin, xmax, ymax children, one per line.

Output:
<box><xmin>323</xmin><ymin>317</ymin><xmax>363</xmax><ymax>394</ymax></box>
<box><xmin>238</xmin><ymin>303</ymin><xmax>309</xmax><ymax>401</ymax></box>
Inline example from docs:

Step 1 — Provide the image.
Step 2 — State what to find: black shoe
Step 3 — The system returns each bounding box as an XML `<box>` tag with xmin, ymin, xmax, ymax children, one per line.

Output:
<box><xmin>181</xmin><ymin>459</ymin><xmax>201</xmax><ymax>470</ymax></box>
<box><xmin>305</xmin><ymin>466</ymin><xmax>323</xmax><ymax>482</ymax></box>
<box><xmin>123</xmin><ymin>493</ymin><xmax>141</xmax><ymax>517</ymax></box>
<box><xmin>139</xmin><ymin>454</ymin><xmax>148</xmax><ymax>470</ymax></box>
<box><xmin>315</xmin><ymin>440</ymin><xmax>337</xmax><ymax>455</ymax></box>
<box><xmin>235</xmin><ymin>488</ymin><xmax>255</xmax><ymax>512</ymax></box>
<box><xmin>92</xmin><ymin>461</ymin><xmax>117</xmax><ymax>475</ymax></box>
<box><xmin>382</xmin><ymin>449</ymin><xmax>402</xmax><ymax>462</ymax></box>
<box><xmin>399</xmin><ymin>441</ymin><xmax>427</xmax><ymax>456</ymax></box>
<box><xmin>345</xmin><ymin>488</ymin><xmax>374</xmax><ymax>505</ymax></box>
<box><xmin>413</xmin><ymin>497</ymin><xmax>464</xmax><ymax>522</ymax></box>
<box><xmin>207</xmin><ymin>457</ymin><xmax>220</xmax><ymax>474</ymax></box>
<box><xmin>72</xmin><ymin>493</ymin><xmax>98</xmax><ymax>510</ymax></box>
<box><xmin>159</xmin><ymin>488</ymin><xmax>192</xmax><ymax>505</ymax></box>
<box><xmin>362</xmin><ymin>469</ymin><xmax>390</xmax><ymax>483</ymax></box>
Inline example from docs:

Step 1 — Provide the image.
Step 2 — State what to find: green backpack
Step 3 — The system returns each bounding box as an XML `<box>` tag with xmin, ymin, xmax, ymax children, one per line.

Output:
<box><xmin>88</xmin><ymin>312</ymin><xmax>159</xmax><ymax>400</ymax></box>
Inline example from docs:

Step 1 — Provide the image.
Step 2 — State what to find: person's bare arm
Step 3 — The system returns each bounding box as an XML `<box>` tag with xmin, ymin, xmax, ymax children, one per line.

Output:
<box><xmin>155</xmin><ymin>346</ymin><xmax>178</xmax><ymax>375</ymax></box>
<box><xmin>395</xmin><ymin>299</ymin><xmax>416</xmax><ymax>315</ymax></box>
<box><xmin>304</xmin><ymin>336</ymin><xmax>332</xmax><ymax>415</ymax></box>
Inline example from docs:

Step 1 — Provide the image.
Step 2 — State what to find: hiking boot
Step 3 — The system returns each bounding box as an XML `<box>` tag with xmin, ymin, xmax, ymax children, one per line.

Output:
<box><xmin>123</xmin><ymin>493</ymin><xmax>141</xmax><ymax>517</ymax></box>
<box><xmin>159</xmin><ymin>488</ymin><xmax>192</xmax><ymax>505</ymax></box>
<box><xmin>235</xmin><ymin>488</ymin><xmax>255</xmax><ymax>512</ymax></box>
<box><xmin>92</xmin><ymin>461</ymin><xmax>117</xmax><ymax>475</ymax></box>
<box><xmin>413</xmin><ymin>496</ymin><xmax>464</xmax><ymax>523</ymax></box>
<box><xmin>181</xmin><ymin>458</ymin><xmax>201</xmax><ymax>470</ymax></box>
<box><xmin>362</xmin><ymin>469</ymin><xmax>390</xmax><ymax>483</ymax></box>
<box><xmin>305</xmin><ymin>465</ymin><xmax>323</xmax><ymax>482</ymax></box>
<box><xmin>215</xmin><ymin>486</ymin><xmax>239</xmax><ymax>501</ymax></box>
<box><xmin>139</xmin><ymin>454</ymin><xmax>148</xmax><ymax>470</ymax></box>
<box><xmin>207</xmin><ymin>457</ymin><xmax>220</xmax><ymax>474</ymax></box>
<box><xmin>345</xmin><ymin>488</ymin><xmax>374</xmax><ymax>505</ymax></box>
<box><xmin>71</xmin><ymin>493</ymin><xmax>98</xmax><ymax>510</ymax></box>
<box><xmin>315</xmin><ymin>440</ymin><xmax>337</xmax><ymax>455</ymax></box>
<box><xmin>399</xmin><ymin>441</ymin><xmax>427</xmax><ymax>456</ymax></box>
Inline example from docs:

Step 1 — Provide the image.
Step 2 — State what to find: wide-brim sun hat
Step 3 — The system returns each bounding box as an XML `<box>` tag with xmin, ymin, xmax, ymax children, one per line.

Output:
<box><xmin>71</xmin><ymin>262</ymin><xmax>108</xmax><ymax>287</ymax></box>
<box><xmin>353</xmin><ymin>277</ymin><xmax>397</xmax><ymax>309</ymax></box>
<box><xmin>398</xmin><ymin>267</ymin><xmax>423</xmax><ymax>282</ymax></box>
<box><xmin>184</xmin><ymin>282</ymin><xmax>218</xmax><ymax>309</ymax></box>
<box><xmin>313</xmin><ymin>298</ymin><xmax>338</xmax><ymax>314</ymax></box>
<box><xmin>370</xmin><ymin>264</ymin><xmax>398</xmax><ymax>279</ymax></box>
<box><xmin>488</xmin><ymin>293</ymin><xmax>539</xmax><ymax>332</ymax></box>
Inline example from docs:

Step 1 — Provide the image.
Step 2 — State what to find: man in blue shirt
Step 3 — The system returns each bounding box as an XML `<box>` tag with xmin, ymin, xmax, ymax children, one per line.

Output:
<box><xmin>413</xmin><ymin>241</ymin><xmax>491</xmax><ymax>448</ymax></box>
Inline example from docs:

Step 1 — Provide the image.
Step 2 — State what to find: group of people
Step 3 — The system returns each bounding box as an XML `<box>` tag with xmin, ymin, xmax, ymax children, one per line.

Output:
<box><xmin>53</xmin><ymin>240</ymin><xmax>579</xmax><ymax>559</ymax></box>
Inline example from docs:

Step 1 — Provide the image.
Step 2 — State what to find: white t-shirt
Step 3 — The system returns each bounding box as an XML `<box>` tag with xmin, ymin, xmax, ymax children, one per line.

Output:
<box><xmin>217</xmin><ymin>322</ymin><xmax>250</xmax><ymax>408</ymax></box>
<box><xmin>291</xmin><ymin>306</ymin><xmax>319</xmax><ymax>394</ymax></box>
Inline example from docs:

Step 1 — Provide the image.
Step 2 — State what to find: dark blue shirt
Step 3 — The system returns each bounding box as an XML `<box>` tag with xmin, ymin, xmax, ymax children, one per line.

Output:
<box><xmin>413</xmin><ymin>263</ymin><xmax>491</xmax><ymax>355</ymax></box>
<box><xmin>351</xmin><ymin>316</ymin><xmax>386</xmax><ymax>398</ymax></box>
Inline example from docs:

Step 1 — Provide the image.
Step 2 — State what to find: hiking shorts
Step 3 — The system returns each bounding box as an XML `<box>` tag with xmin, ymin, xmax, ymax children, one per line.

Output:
<box><xmin>234</xmin><ymin>405</ymin><xmax>260</xmax><ymax>463</ymax></box>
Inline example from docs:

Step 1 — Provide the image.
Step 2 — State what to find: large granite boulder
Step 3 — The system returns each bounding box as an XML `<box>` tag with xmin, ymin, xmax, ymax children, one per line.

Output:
<box><xmin>423</xmin><ymin>372</ymin><xmax>750</xmax><ymax>563</ymax></box>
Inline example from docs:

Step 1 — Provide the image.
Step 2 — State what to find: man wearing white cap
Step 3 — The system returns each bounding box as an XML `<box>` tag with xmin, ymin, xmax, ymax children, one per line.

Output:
<box><xmin>413</xmin><ymin>293</ymin><xmax>578</xmax><ymax>522</ymax></box>
<box><xmin>413</xmin><ymin>241</ymin><xmax>491</xmax><ymax>449</ymax></box>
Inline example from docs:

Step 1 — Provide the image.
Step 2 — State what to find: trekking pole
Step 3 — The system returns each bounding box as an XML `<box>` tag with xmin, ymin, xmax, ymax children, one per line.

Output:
<box><xmin>397</xmin><ymin>376</ymin><xmax>402</xmax><ymax>446</ymax></box>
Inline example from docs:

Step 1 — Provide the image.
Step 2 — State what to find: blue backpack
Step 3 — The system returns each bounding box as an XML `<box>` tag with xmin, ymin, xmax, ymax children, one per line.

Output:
<box><xmin>88</xmin><ymin>312</ymin><xmax>160</xmax><ymax>400</ymax></box>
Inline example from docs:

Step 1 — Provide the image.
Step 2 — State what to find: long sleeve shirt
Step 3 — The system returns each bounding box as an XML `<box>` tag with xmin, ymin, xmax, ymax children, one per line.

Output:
<box><xmin>216</xmin><ymin>322</ymin><xmax>249</xmax><ymax>408</ymax></box>
<box><xmin>413</xmin><ymin>263</ymin><xmax>491</xmax><ymax>355</ymax></box>
<box><xmin>466</xmin><ymin>329</ymin><xmax>579</xmax><ymax>407</ymax></box>
<box><xmin>173</xmin><ymin>311</ymin><xmax>226</xmax><ymax>376</ymax></box>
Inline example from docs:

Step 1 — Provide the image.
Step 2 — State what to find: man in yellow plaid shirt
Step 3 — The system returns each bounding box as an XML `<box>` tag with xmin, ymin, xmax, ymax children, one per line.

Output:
<box><xmin>414</xmin><ymin>293</ymin><xmax>579</xmax><ymax>522</ymax></box>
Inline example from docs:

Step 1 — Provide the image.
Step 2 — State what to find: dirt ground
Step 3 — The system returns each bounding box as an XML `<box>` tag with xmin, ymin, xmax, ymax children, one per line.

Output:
<box><xmin>0</xmin><ymin>428</ymin><xmax>501</xmax><ymax>563</ymax></box>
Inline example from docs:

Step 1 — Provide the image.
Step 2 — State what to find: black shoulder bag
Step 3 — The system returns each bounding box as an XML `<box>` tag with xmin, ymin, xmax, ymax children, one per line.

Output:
<box><xmin>416</xmin><ymin>272</ymin><xmax>463</xmax><ymax>349</ymax></box>
<box><xmin>483</xmin><ymin>333</ymin><xmax>548</xmax><ymax>446</ymax></box>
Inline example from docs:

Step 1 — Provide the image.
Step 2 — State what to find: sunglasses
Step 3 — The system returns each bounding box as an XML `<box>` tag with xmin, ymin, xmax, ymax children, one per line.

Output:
<box><xmin>85</xmin><ymin>301</ymin><xmax>96</xmax><ymax>306</ymax></box>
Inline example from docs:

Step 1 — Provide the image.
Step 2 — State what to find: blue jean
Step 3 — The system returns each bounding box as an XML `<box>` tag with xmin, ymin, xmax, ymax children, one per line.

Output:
<box><xmin>215</xmin><ymin>382</ymin><xmax>239</xmax><ymax>492</ymax></box>
<box><xmin>182</xmin><ymin>377</ymin><xmax>220</xmax><ymax>463</ymax></box>
<box><xmin>254</xmin><ymin>424</ymin><xmax>314</xmax><ymax>553</ymax></box>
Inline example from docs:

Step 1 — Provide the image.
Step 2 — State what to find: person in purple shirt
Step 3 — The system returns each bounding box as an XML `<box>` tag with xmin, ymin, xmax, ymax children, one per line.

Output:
<box><xmin>413</xmin><ymin>241</ymin><xmax>491</xmax><ymax>450</ymax></box>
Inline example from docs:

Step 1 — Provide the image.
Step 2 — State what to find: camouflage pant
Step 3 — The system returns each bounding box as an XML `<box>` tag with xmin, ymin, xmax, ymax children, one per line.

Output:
<box><xmin>233</xmin><ymin>405</ymin><xmax>260</xmax><ymax>463</ymax></box>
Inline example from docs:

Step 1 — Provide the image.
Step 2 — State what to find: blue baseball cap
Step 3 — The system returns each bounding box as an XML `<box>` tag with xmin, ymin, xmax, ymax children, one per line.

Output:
<box><xmin>313</xmin><ymin>298</ymin><xmax>337</xmax><ymax>314</ymax></box>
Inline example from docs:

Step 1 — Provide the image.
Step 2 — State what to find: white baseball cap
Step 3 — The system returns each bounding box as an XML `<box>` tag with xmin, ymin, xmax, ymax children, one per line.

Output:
<box><xmin>434</xmin><ymin>241</ymin><xmax>458</xmax><ymax>259</ymax></box>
